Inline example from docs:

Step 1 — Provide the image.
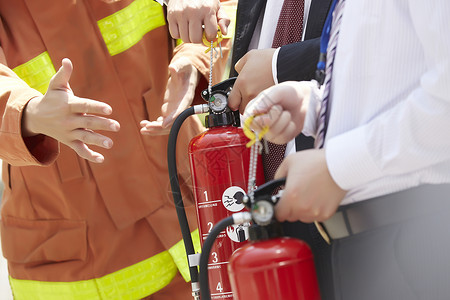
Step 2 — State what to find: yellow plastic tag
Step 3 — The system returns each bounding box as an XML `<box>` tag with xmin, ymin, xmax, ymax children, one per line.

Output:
<box><xmin>203</xmin><ymin>26</ymin><xmax>224</xmax><ymax>53</ymax></box>
<box><xmin>243</xmin><ymin>115</ymin><xmax>269</xmax><ymax>148</ymax></box>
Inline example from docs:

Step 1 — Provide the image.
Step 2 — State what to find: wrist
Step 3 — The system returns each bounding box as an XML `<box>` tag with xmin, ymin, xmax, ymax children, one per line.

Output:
<box><xmin>22</xmin><ymin>96</ymin><xmax>41</xmax><ymax>137</ymax></box>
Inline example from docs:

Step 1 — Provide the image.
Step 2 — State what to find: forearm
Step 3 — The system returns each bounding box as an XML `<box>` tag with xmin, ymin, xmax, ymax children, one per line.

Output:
<box><xmin>0</xmin><ymin>64</ymin><xmax>59</xmax><ymax>166</ymax></box>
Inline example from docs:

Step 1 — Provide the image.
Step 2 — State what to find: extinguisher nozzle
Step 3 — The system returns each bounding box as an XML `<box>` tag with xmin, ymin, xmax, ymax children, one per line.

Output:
<box><xmin>232</xmin><ymin>212</ymin><xmax>252</xmax><ymax>225</ymax></box>
<box><xmin>194</xmin><ymin>104</ymin><xmax>209</xmax><ymax>114</ymax></box>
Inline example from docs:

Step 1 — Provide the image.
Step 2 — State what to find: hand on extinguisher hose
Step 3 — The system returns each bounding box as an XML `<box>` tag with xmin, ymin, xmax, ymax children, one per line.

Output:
<box><xmin>140</xmin><ymin>57</ymin><xmax>200</xmax><ymax>136</ymax></box>
<box><xmin>242</xmin><ymin>81</ymin><xmax>347</xmax><ymax>224</ymax></box>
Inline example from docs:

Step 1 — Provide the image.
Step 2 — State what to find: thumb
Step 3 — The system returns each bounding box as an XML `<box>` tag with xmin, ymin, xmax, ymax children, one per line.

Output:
<box><xmin>274</xmin><ymin>157</ymin><xmax>289</xmax><ymax>180</ymax></box>
<box><xmin>217</xmin><ymin>7</ymin><xmax>230</xmax><ymax>36</ymax></box>
<box><xmin>234</xmin><ymin>55</ymin><xmax>247</xmax><ymax>74</ymax></box>
<box><xmin>48</xmin><ymin>58</ymin><xmax>73</xmax><ymax>92</ymax></box>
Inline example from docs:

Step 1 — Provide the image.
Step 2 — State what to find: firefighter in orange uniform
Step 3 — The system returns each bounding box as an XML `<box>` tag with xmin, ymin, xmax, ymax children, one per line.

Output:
<box><xmin>0</xmin><ymin>0</ymin><xmax>235</xmax><ymax>299</ymax></box>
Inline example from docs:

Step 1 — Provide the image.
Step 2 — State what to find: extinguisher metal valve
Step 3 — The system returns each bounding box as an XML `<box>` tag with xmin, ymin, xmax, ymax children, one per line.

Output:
<box><xmin>193</xmin><ymin>104</ymin><xmax>209</xmax><ymax>114</ymax></box>
<box><xmin>232</xmin><ymin>211</ymin><xmax>252</xmax><ymax>225</ymax></box>
<box><xmin>191</xmin><ymin>282</ymin><xmax>200</xmax><ymax>300</ymax></box>
<box><xmin>271</xmin><ymin>189</ymin><xmax>284</xmax><ymax>203</ymax></box>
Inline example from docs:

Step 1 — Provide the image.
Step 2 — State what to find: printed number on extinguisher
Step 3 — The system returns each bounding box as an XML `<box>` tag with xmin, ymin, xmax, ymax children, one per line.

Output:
<box><xmin>216</xmin><ymin>282</ymin><xmax>223</xmax><ymax>293</ymax></box>
<box><xmin>208</xmin><ymin>222</ymin><xmax>214</xmax><ymax>233</ymax></box>
<box><xmin>212</xmin><ymin>252</ymin><xmax>218</xmax><ymax>263</ymax></box>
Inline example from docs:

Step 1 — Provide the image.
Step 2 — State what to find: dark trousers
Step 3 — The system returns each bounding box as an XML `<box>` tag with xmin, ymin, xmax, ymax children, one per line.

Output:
<box><xmin>327</xmin><ymin>185</ymin><xmax>450</xmax><ymax>300</ymax></box>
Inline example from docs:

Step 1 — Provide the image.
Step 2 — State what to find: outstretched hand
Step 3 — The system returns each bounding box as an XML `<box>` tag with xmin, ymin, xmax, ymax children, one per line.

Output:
<box><xmin>140</xmin><ymin>57</ymin><xmax>200</xmax><ymax>135</ymax></box>
<box><xmin>22</xmin><ymin>58</ymin><xmax>120</xmax><ymax>163</ymax></box>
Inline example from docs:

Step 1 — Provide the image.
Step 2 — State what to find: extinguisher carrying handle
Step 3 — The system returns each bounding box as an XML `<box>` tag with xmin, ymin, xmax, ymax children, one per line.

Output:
<box><xmin>251</xmin><ymin>178</ymin><xmax>286</xmax><ymax>202</ymax></box>
<box><xmin>199</xmin><ymin>212</ymin><xmax>252</xmax><ymax>300</ymax></box>
<box><xmin>201</xmin><ymin>77</ymin><xmax>237</xmax><ymax>101</ymax></box>
<box><xmin>167</xmin><ymin>104</ymin><xmax>208</xmax><ymax>292</ymax></box>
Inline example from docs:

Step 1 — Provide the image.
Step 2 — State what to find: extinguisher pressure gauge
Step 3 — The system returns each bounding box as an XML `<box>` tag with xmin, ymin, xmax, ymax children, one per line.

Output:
<box><xmin>209</xmin><ymin>91</ymin><xmax>228</xmax><ymax>113</ymax></box>
<box><xmin>252</xmin><ymin>200</ymin><xmax>274</xmax><ymax>226</ymax></box>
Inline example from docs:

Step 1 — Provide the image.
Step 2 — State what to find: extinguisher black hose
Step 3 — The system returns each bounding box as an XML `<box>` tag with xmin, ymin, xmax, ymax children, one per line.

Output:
<box><xmin>167</xmin><ymin>106</ymin><xmax>199</xmax><ymax>285</ymax></box>
<box><xmin>199</xmin><ymin>216</ymin><xmax>235</xmax><ymax>300</ymax></box>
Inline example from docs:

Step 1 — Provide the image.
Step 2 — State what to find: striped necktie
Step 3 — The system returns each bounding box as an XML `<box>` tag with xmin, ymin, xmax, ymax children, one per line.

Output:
<box><xmin>315</xmin><ymin>0</ymin><xmax>346</xmax><ymax>149</ymax></box>
<box><xmin>263</xmin><ymin>0</ymin><xmax>305</xmax><ymax>182</ymax></box>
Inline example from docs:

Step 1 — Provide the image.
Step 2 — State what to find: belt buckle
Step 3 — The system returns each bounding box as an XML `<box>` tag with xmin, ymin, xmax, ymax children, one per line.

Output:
<box><xmin>314</xmin><ymin>221</ymin><xmax>331</xmax><ymax>245</ymax></box>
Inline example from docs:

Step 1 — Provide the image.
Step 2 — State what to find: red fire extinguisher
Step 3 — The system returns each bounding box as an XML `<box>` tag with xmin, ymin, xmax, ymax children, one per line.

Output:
<box><xmin>167</xmin><ymin>77</ymin><xmax>265</xmax><ymax>299</ymax></box>
<box><xmin>199</xmin><ymin>179</ymin><xmax>322</xmax><ymax>300</ymax></box>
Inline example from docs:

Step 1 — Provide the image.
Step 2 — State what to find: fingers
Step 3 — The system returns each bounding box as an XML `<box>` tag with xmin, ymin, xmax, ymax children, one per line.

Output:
<box><xmin>140</xmin><ymin>118</ymin><xmax>171</xmax><ymax>136</ymax></box>
<box><xmin>69</xmin><ymin>140</ymin><xmax>105</xmax><ymax>164</ymax></box>
<box><xmin>48</xmin><ymin>58</ymin><xmax>73</xmax><ymax>92</ymax></box>
<box><xmin>70</xmin><ymin>97</ymin><xmax>113</xmax><ymax>115</ymax></box>
<box><xmin>167</xmin><ymin>15</ymin><xmax>181</xmax><ymax>40</ymax></box>
<box><xmin>263</xmin><ymin>109</ymin><xmax>292</xmax><ymax>144</ymax></box>
<box><xmin>166</xmin><ymin>0</ymin><xmax>226</xmax><ymax>43</ymax></box>
<box><xmin>216</xmin><ymin>6</ymin><xmax>230</xmax><ymax>36</ymax></box>
<box><xmin>178</xmin><ymin>19</ymin><xmax>190</xmax><ymax>43</ymax></box>
<box><xmin>244</xmin><ymin>90</ymin><xmax>277</xmax><ymax>118</ymax></box>
<box><xmin>69</xmin><ymin>114</ymin><xmax>120</xmax><ymax>132</ymax></box>
<box><xmin>71</xmin><ymin>129</ymin><xmax>114</xmax><ymax>150</ymax></box>
<box><xmin>227</xmin><ymin>82</ymin><xmax>242</xmax><ymax>111</ymax></box>
<box><xmin>203</xmin><ymin>13</ymin><xmax>219</xmax><ymax>41</ymax></box>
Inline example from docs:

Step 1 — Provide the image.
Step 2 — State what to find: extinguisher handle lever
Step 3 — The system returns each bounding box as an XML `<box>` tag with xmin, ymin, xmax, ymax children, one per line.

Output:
<box><xmin>252</xmin><ymin>178</ymin><xmax>286</xmax><ymax>200</ymax></box>
<box><xmin>201</xmin><ymin>77</ymin><xmax>237</xmax><ymax>101</ymax></box>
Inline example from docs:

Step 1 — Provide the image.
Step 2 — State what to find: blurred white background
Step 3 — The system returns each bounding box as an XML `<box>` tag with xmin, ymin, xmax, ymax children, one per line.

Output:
<box><xmin>0</xmin><ymin>160</ymin><xmax>14</xmax><ymax>299</ymax></box>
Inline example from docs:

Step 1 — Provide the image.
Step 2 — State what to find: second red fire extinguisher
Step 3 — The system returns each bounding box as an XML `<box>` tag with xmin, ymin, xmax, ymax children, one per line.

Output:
<box><xmin>199</xmin><ymin>179</ymin><xmax>322</xmax><ymax>300</ymax></box>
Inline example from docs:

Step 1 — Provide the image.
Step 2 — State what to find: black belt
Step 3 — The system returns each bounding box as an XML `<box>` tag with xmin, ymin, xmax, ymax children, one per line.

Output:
<box><xmin>321</xmin><ymin>184</ymin><xmax>450</xmax><ymax>240</ymax></box>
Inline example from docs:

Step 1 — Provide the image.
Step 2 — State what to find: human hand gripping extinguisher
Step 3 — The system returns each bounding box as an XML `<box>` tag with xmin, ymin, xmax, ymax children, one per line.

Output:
<box><xmin>199</xmin><ymin>178</ymin><xmax>322</xmax><ymax>300</ymax></box>
<box><xmin>167</xmin><ymin>77</ymin><xmax>265</xmax><ymax>299</ymax></box>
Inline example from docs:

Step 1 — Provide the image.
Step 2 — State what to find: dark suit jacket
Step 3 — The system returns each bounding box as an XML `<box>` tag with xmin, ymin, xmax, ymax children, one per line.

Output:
<box><xmin>229</xmin><ymin>0</ymin><xmax>332</xmax><ymax>150</ymax></box>
<box><xmin>230</xmin><ymin>0</ymin><xmax>331</xmax><ymax>81</ymax></box>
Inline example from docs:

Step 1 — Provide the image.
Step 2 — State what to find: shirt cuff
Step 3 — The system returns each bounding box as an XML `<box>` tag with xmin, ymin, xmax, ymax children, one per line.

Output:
<box><xmin>325</xmin><ymin>126</ymin><xmax>383</xmax><ymax>191</ymax></box>
<box><xmin>271</xmin><ymin>47</ymin><xmax>281</xmax><ymax>85</ymax></box>
<box><xmin>302</xmin><ymin>81</ymin><xmax>323</xmax><ymax>138</ymax></box>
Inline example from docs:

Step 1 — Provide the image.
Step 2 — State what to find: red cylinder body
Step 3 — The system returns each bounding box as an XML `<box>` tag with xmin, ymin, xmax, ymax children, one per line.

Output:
<box><xmin>228</xmin><ymin>237</ymin><xmax>321</xmax><ymax>300</ymax></box>
<box><xmin>189</xmin><ymin>126</ymin><xmax>265</xmax><ymax>300</ymax></box>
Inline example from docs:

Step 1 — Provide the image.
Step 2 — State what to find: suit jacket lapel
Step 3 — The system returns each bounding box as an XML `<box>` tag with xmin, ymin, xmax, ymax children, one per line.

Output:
<box><xmin>304</xmin><ymin>0</ymin><xmax>333</xmax><ymax>40</ymax></box>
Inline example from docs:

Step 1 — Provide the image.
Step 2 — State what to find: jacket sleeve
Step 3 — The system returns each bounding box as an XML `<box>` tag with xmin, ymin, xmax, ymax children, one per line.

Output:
<box><xmin>276</xmin><ymin>37</ymin><xmax>321</xmax><ymax>83</ymax></box>
<box><xmin>0</xmin><ymin>58</ymin><xmax>59</xmax><ymax>166</ymax></box>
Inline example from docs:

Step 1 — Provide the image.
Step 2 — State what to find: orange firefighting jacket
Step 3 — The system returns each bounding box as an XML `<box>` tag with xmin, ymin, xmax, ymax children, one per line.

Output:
<box><xmin>0</xmin><ymin>0</ymin><xmax>235</xmax><ymax>298</ymax></box>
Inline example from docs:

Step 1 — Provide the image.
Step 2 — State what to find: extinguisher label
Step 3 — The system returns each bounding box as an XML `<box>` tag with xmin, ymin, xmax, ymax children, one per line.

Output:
<box><xmin>226</xmin><ymin>223</ymin><xmax>250</xmax><ymax>242</ymax></box>
<box><xmin>222</xmin><ymin>186</ymin><xmax>246</xmax><ymax>212</ymax></box>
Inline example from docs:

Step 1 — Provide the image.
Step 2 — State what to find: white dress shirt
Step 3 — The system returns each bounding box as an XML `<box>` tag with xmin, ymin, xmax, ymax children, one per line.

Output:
<box><xmin>248</xmin><ymin>0</ymin><xmax>312</xmax><ymax>156</ymax></box>
<box><xmin>303</xmin><ymin>0</ymin><xmax>450</xmax><ymax>205</ymax></box>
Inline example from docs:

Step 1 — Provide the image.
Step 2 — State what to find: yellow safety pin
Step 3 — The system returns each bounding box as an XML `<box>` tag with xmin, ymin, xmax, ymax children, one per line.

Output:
<box><xmin>203</xmin><ymin>26</ymin><xmax>224</xmax><ymax>54</ymax></box>
<box><xmin>243</xmin><ymin>115</ymin><xmax>269</xmax><ymax>148</ymax></box>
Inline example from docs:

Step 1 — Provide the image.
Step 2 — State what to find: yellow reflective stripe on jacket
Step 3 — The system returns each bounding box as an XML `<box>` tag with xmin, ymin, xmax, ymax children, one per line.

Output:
<box><xmin>9</xmin><ymin>250</ymin><xmax>177</xmax><ymax>300</ymax></box>
<box><xmin>97</xmin><ymin>0</ymin><xmax>166</xmax><ymax>56</ymax></box>
<box><xmin>168</xmin><ymin>229</ymin><xmax>202</xmax><ymax>282</ymax></box>
<box><xmin>12</xmin><ymin>52</ymin><xmax>56</xmax><ymax>94</ymax></box>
